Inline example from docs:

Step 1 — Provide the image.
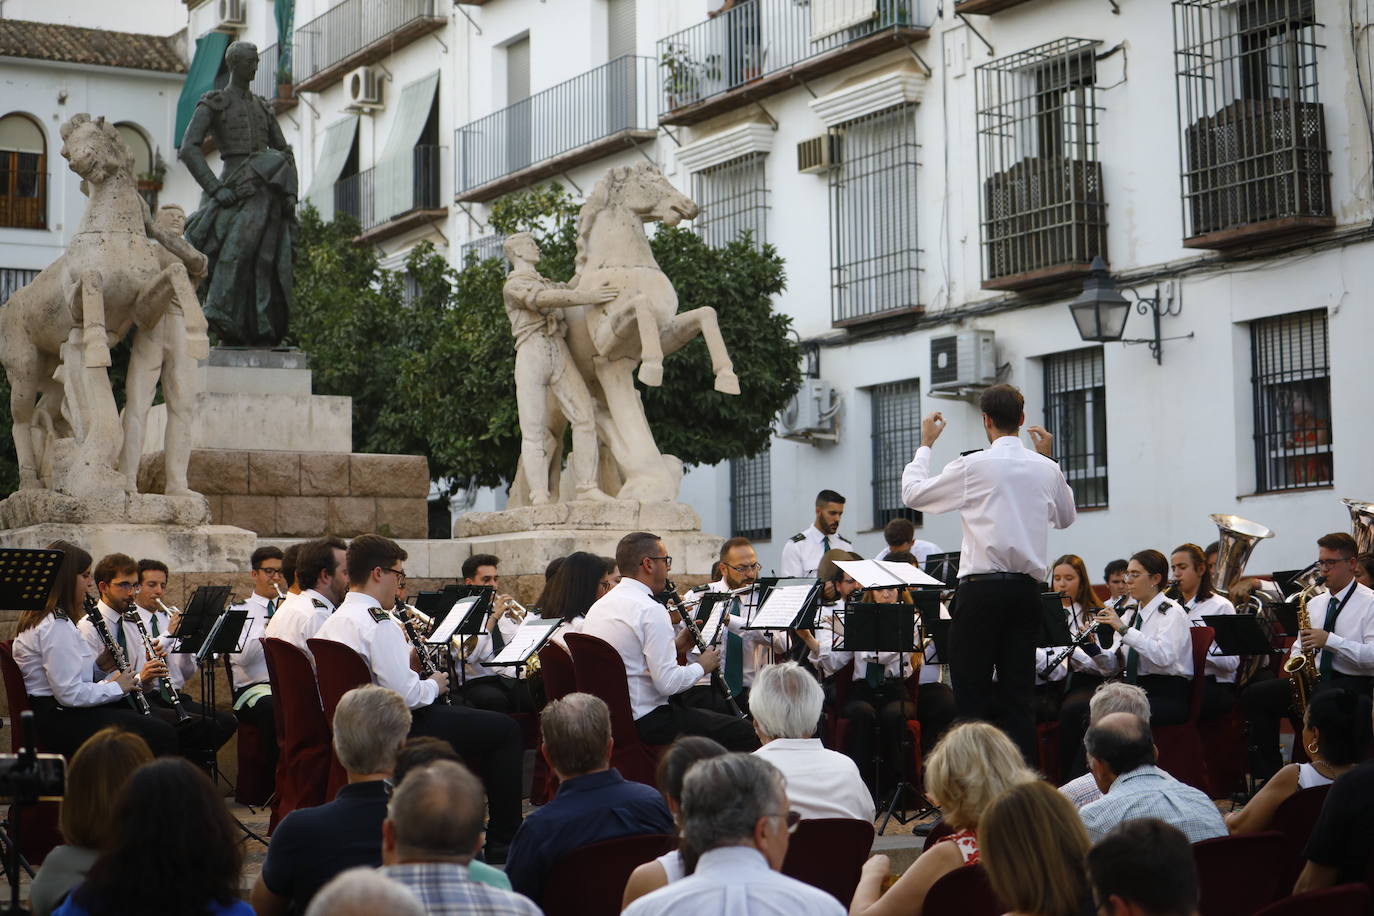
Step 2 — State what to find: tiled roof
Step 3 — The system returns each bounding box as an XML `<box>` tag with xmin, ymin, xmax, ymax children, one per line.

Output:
<box><xmin>0</xmin><ymin>19</ymin><xmax>186</xmax><ymax>74</ymax></box>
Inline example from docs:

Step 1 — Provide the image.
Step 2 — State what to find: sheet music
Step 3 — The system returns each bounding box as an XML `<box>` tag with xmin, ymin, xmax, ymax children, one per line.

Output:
<box><xmin>428</xmin><ymin>596</ymin><xmax>481</xmax><ymax>645</ymax></box>
<box><xmin>751</xmin><ymin>584</ymin><xmax>814</xmax><ymax>629</ymax></box>
<box><xmin>836</xmin><ymin>559</ymin><xmax>943</xmax><ymax>588</ymax></box>
<box><xmin>699</xmin><ymin>597</ymin><xmax>729</xmax><ymax>646</ymax></box>
<box><xmin>486</xmin><ymin>618</ymin><xmax>560</xmax><ymax>665</ymax></box>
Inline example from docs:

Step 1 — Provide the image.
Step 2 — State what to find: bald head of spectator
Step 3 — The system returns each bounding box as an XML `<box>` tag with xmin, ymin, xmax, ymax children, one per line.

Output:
<box><xmin>304</xmin><ymin>868</ymin><xmax>424</xmax><ymax>916</ymax></box>
<box><xmin>382</xmin><ymin>760</ymin><xmax>486</xmax><ymax>866</ymax></box>
<box><xmin>1085</xmin><ymin>712</ymin><xmax>1155</xmax><ymax>795</ymax></box>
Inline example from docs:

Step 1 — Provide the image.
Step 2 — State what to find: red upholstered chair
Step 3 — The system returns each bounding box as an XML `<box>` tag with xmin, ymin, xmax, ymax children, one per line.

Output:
<box><xmin>1254</xmin><ymin>884</ymin><xmax>1371</xmax><ymax>916</ymax></box>
<box><xmin>564</xmin><ymin>633</ymin><xmax>668</xmax><ymax>787</ymax></box>
<box><xmin>234</xmin><ymin>712</ymin><xmax>275</xmax><ymax>807</ymax></box>
<box><xmin>531</xmin><ymin>641</ymin><xmax>576</xmax><ymax>805</ymax></box>
<box><xmin>306</xmin><ymin>638</ymin><xmax>372</xmax><ymax>801</ymax></box>
<box><xmin>1200</xmin><ymin>705</ymin><xmax>1247</xmax><ymax>801</ymax></box>
<box><xmin>0</xmin><ymin>640</ymin><xmax>61</xmax><ymax>866</ymax></box>
<box><xmin>1154</xmin><ymin>627</ymin><xmax>1214</xmax><ymax>794</ymax></box>
<box><xmin>1271</xmin><ymin>785</ymin><xmax>1330</xmax><ymax>896</ymax></box>
<box><xmin>539</xmin><ymin>833</ymin><xmax>676</xmax><ymax>916</ymax></box>
<box><xmin>261</xmin><ymin>637</ymin><xmax>331</xmax><ymax>831</ymax></box>
<box><xmin>781</xmin><ymin>818</ymin><xmax>876</xmax><ymax>906</ymax></box>
<box><xmin>1193</xmin><ymin>831</ymin><xmax>1287</xmax><ymax>916</ymax></box>
<box><xmin>923</xmin><ymin>864</ymin><xmax>1001</xmax><ymax>916</ymax></box>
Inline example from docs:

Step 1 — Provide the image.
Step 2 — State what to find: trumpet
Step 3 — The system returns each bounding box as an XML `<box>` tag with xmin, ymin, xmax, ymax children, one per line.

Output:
<box><xmin>495</xmin><ymin>594</ymin><xmax>528</xmax><ymax>623</ymax></box>
<box><xmin>398</xmin><ymin>601</ymin><xmax>435</xmax><ymax>636</ymax></box>
<box><xmin>396</xmin><ymin>594</ymin><xmax>451</xmax><ymax>705</ymax></box>
<box><xmin>124</xmin><ymin>609</ymin><xmax>191</xmax><ymax>723</ymax></box>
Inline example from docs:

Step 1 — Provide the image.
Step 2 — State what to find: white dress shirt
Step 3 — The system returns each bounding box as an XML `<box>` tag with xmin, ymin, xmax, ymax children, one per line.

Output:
<box><xmin>1035</xmin><ymin>603</ymin><xmax>1119</xmax><ymax>684</ymax></box>
<box><xmin>1289</xmin><ymin>581</ymin><xmax>1374</xmax><ymax>676</ymax></box>
<box><xmin>624</xmin><ymin>846</ymin><xmax>845</xmax><ymax>916</ymax></box>
<box><xmin>264</xmin><ymin>588</ymin><xmax>336</xmax><ymax>665</ymax></box>
<box><xmin>779</xmin><ymin>526</ymin><xmax>851</xmax><ymax>578</ymax></box>
<box><xmin>875</xmin><ymin>540</ymin><xmax>942</xmax><ymax>564</ymax></box>
<box><xmin>754</xmin><ymin>738</ymin><xmax>874</xmax><ymax>821</ymax></box>
<box><xmin>900</xmin><ymin>436</ymin><xmax>1076</xmax><ymax>581</ymax></box>
<box><xmin>14</xmin><ymin>614</ymin><xmax>125</xmax><ymax>707</ymax></box>
<box><xmin>1119</xmin><ymin>592</ymin><xmax>1193</xmax><ymax>678</ymax></box>
<box><xmin>226</xmin><ymin>592</ymin><xmax>273</xmax><ymax>689</ymax></box>
<box><xmin>314</xmin><ymin>591</ymin><xmax>439</xmax><ymax>709</ymax></box>
<box><xmin>76</xmin><ymin>601</ymin><xmax>179</xmax><ymax>695</ymax></box>
<box><xmin>685</xmin><ymin>580</ymin><xmax>785</xmax><ymax>689</ymax></box>
<box><xmin>581</xmin><ymin>578</ymin><xmax>704</xmax><ymax>720</ymax></box>
<box><xmin>1184</xmin><ymin>592</ymin><xmax>1240</xmax><ymax>682</ymax></box>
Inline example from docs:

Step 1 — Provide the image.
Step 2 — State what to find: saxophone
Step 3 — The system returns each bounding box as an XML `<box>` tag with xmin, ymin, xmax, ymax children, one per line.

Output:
<box><xmin>1283</xmin><ymin>576</ymin><xmax>1326</xmax><ymax>719</ymax></box>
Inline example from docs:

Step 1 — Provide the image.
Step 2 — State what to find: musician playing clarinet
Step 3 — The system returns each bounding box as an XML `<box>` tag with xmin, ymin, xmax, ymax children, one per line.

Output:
<box><xmin>681</xmin><ymin>538</ymin><xmax>779</xmax><ymax>715</ymax></box>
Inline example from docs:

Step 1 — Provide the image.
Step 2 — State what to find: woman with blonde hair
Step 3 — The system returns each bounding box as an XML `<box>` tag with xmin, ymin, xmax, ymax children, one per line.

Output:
<box><xmin>29</xmin><ymin>728</ymin><xmax>153</xmax><ymax>916</ymax></box>
<box><xmin>981</xmin><ymin>781</ymin><xmax>1092</xmax><ymax>916</ymax></box>
<box><xmin>850</xmin><ymin>722</ymin><xmax>1038</xmax><ymax>915</ymax></box>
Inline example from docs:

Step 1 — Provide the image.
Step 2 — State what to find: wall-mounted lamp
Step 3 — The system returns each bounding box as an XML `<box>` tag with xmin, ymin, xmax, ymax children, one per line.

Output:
<box><xmin>1068</xmin><ymin>257</ymin><xmax>1192</xmax><ymax>365</ymax></box>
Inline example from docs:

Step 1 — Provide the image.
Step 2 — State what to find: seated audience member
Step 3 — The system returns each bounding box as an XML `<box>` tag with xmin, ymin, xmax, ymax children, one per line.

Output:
<box><xmin>750</xmin><ymin>662</ymin><xmax>873</xmax><ymax>822</ymax></box>
<box><xmin>252</xmin><ymin>686</ymin><xmax>412</xmax><ymax>916</ymax></box>
<box><xmin>1227</xmin><ymin>687</ymin><xmax>1365</xmax><ymax>835</ymax></box>
<box><xmin>505</xmin><ymin>693</ymin><xmax>674</xmax><ymax>903</ymax></box>
<box><xmin>1294</xmin><ymin>705</ymin><xmax>1374</xmax><ymax>893</ymax></box>
<box><xmin>380</xmin><ymin>760</ymin><xmax>540</xmax><ymax>915</ymax></box>
<box><xmin>851</xmin><ymin>722</ymin><xmax>1037</xmax><ymax>916</ymax></box>
<box><xmin>304</xmin><ymin>869</ymin><xmax>425</xmax><ymax>916</ymax></box>
<box><xmin>54</xmin><ymin>758</ymin><xmax>252</xmax><ymax>916</ymax></box>
<box><xmin>1086</xmin><ymin>819</ymin><xmax>1200</xmax><ymax>916</ymax></box>
<box><xmin>622</xmin><ymin>737</ymin><xmax>729</xmax><ymax>909</ymax></box>
<box><xmin>31</xmin><ymin>729</ymin><xmax>152</xmax><ymax>916</ymax></box>
<box><xmin>1059</xmin><ymin>682</ymin><xmax>1151</xmax><ymax>808</ymax></box>
<box><xmin>623</xmin><ymin>754</ymin><xmax>845</xmax><ymax>915</ymax></box>
<box><xmin>982</xmin><ymin>781</ymin><xmax>1093</xmax><ymax>916</ymax></box>
<box><xmin>1078</xmin><ymin>713</ymin><xmax>1226</xmax><ymax>844</ymax></box>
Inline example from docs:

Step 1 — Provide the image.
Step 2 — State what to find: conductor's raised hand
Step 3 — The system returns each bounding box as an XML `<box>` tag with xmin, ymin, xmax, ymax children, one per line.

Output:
<box><xmin>1027</xmin><ymin>425</ymin><xmax>1054</xmax><ymax>458</ymax></box>
<box><xmin>920</xmin><ymin>412</ymin><xmax>946</xmax><ymax>448</ymax></box>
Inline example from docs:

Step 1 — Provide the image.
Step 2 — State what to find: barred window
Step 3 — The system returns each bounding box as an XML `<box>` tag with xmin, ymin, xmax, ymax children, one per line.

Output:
<box><xmin>693</xmin><ymin>153</ymin><xmax>768</xmax><ymax>250</ymax></box>
<box><xmin>829</xmin><ymin>104</ymin><xmax>919</xmax><ymax>326</ymax></box>
<box><xmin>1043</xmin><ymin>347</ymin><xmax>1108</xmax><ymax>509</ymax></box>
<box><xmin>1</xmin><ymin>267</ymin><xmax>37</xmax><ymax>302</ymax></box>
<box><xmin>870</xmin><ymin>379</ymin><xmax>923</xmax><ymax>528</ymax></box>
<box><xmin>729</xmin><ymin>447</ymin><xmax>772</xmax><ymax>541</ymax></box>
<box><xmin>460</xmin><ymin>233</ymin><xmax>507</xmax><ymax>267</ymax></box>
<box><xmin>1251</xmin><ymin>309</ymin><xmax>1331</xmax><ymax>492</ymax></box>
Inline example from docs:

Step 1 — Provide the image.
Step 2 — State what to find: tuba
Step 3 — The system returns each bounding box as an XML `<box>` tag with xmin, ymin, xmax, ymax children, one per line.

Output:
<box><xmin>1209</xmin><ymin>514</ymin><xmax>1275</xmax><ymax>612</ymax></box>
<box><xmin>1343</xmin><ymin>498</ymin><xmax>1374</xmax><ymax>555</ymax></box>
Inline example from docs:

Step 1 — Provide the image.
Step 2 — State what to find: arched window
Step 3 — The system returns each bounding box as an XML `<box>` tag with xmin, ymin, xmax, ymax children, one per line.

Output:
<box><xmin>0</xmin><ymin>113</ymin><xmax>46</xmax><ymax>230</ymax></box>
<box><xmin>116</xmin><ymin>122</ymin><xmax>159</xmax><ymax>210</ymax></box>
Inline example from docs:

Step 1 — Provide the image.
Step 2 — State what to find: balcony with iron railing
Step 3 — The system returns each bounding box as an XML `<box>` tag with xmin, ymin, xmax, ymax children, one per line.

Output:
<box><xmin>334</xmin><ymin>145</ymin><xmax>445</xmax><ymax>242</ymax></box>
<box><xmin>657</xmin><ymin>0</ymin><xmax>933</xmax><ymax>127</ymax></box>
<box><xmin>293</xmin><ymin>0</ymin><xmax>446</xmax><ymax>93</ymax></box>
<box><xmin>249</xmin><ymin>43</ymin><xmax>299</xmax><ymax>112</ymax></box>
<box><xmin>454</xmin><ymin>55</ymin><xmax>657</xmax><ymax>203</ymax></box>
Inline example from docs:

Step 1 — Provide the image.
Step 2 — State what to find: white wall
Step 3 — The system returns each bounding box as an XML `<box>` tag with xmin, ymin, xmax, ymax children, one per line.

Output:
<box><xmin>0</xmin><ymin>0</ymin><xmax>183</xmax><ymax>34</ymax></box>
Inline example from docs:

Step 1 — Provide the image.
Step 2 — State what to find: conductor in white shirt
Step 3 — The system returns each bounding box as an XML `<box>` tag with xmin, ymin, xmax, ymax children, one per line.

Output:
<box><xmin>900</xmin><ymin>384</ymin><xmax>1076</xmax><ymax>763</ymax></box>
<box><xmin>581</xmin><ymin>532</ymin><xmax>759</xmax><ymax>752</ymax></box>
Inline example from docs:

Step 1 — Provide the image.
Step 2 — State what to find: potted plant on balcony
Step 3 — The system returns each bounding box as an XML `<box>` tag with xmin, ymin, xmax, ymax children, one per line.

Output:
<box><xmin>276</xmin><ymin>58</ymin><xmax>294</xmax><ymax>101</ymax></box>
<box><xmin>662</xmin><ymin>43</ymin><xmax>703</xmax><ymax>110</ymax></box>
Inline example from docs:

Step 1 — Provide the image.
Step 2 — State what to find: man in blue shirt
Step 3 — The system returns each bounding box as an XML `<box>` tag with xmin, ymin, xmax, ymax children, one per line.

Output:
<box><xmin>505</xmin><ymin>693</ymin><xmax>674</xmax><ymax>903</ymax></box>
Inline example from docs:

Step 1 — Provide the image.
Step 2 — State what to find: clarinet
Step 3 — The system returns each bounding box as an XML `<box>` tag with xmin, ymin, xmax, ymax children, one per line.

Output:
<box><xmin>662</xmin><ymin>581</ymin><xmax>747</xmax><ymax>719</ymax></box>
<box><xmin>84</xmin><ymin>596</ymin><xmax>151</xmax><ymax>716</ymax></box>
<box><xmin>398</xmin><ymin>596</ymin><xmax>451</xmax><ymax>705</ymax></box>
<box><xmin>124</xmin><ymin>609</ymin><xmax>191</xmax><ymax>723</ymax></box>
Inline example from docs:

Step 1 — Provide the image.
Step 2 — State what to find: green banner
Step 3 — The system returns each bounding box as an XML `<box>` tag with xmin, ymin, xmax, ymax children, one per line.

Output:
<box><xmin>174</xmin><ymin>31</ymin><xmax>231</xmax><ymax>148</ymax></box>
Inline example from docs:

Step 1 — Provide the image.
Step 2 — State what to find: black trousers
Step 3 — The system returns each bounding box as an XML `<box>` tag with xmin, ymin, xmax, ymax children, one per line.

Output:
<box><xmin>148</xmin><ymin>693</ymin><xmax>237</xmax><ymax>767</ymax></box>
<box><xmin>409</xmin><ymin>703</ymin><xmax>524</xmax><ymax>849</ymax></box>
<box><xmin>462</xmin><ymin>676</ymin><xmax>536</xmax><ymax>714</ymax></box>
<box><xmin>1057</xmin><ymin>674</ymin><xmax>1109</xmax><ymax>781</ymax></box>
<box><xmin>29</xmin><ymin>696</ymin><xmax>178</xmax><ymax>759</ymax></box>
<box><xmin>915</xmin><ymin>681</ymin><xmax>956</xmax><ymax>754</ymax></box>
<box><xmin>1137</xmin><ymin>675</ymin><xmax>1191</xmax><ymax>726</ymax></box>
<box><xmin>1200</xmin><ymin>677</ymin><xmax>1236</xmax><ymax>722</ymax></box>
<box><xmin>635</xmin><ymin>697</ymin><xmax>760</xmax><ymax>752</ymax></box>
<box><xmin>843</xmin><ymin>679</ymin><xmax>915</xmax><ymax>790</ymax></box>
<box><xmin>948</xmin><ymin>576</ymin><xmax>1041</xmax><ymax>764</ymax></box>
<box><xmin>232</xmin><ymin>689</ymin><xmax>279</xmax><ymax>771</ymax></box>
<box><xmin>678</xmin><ymin>683</ymin><xmax>751</xmax><ymax>717</ymax></box>
<box><xmin>1242</xmin><ymin>671</ymin><xmax>1374</xmax><ymax>779</ymax></box>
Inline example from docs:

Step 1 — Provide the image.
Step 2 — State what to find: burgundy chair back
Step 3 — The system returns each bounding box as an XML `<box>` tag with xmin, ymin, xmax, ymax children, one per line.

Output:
<box><xmin>261</xmin><ymin>637</ymin><xmax>331</xmax><ymax>827</ymax></box>
<box><xmin>781</xmin><ymin>818</ymin><xmax>876</xmax><ymax>906</ymax></box>
<box><xmin>565</xmin><ymin>633</ymin><xmax>665</xmax><ymax>787</ymax></box>
<box><xmin>531</xmin><ymin>641</ymin><xmax>577</xmax><ymax>805</ymax></box>
<box><xmin>0</xmin><ymin>641</ymin><xmax>61</xmax><ymax>865</ymax></box>
<box><xmin>1193</xmin><ymin>831</ymin><xmax>1287</xmax><ymax>916</ymax></box>
<box><xmin>0</xmin><ymin>640</ymin><xmax>39</xmax><ymax>753</ymax></box>
<box><xmin>1254</xmin><ymin>883</ymin><xmax>1371</xmax><ymax>916</ymax></box>
<box><xmin>306</xmin><ymin>638</ymin><xmax>372</xmax><ymax>800</ymax></box>
<box><xmin>923</xmin><ymin>864</ymin><xmax>1001</xmax><ymax>916</ymax></box>
<box><xmin>1271</xmin><ymin>784</ymin><xmax>1331</xmax><ymax>896</ymax></box>
<box><xmin>1186</xmin><ymin>627</ymin><xmax>1214</xmax><ymax>723</ymax></box>
<box><xmin>1154</xmin><ymin>626</ymin><xmax>1214</xmax><ymax>793</ymax></box>
<box><xmin>234</xmin><ymin>710</ymin><xmax>275</xmax><ymax>807</ymax></box>
<box><xmin>540</xmin><ymin>833</ymin><xmax>676</xmax><ymax>916</ymax></box>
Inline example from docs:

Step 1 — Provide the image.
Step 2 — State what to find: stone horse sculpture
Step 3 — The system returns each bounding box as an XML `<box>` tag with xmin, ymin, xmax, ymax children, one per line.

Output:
<box><xmin>0</xmin><ymin>114</ymin><xmax>208</xmax><ymax>498</ymax></box>
<box><xmin>514</xmin><ymin>163</ymin><xmax>739</xmax><ymax>504</ymax></box>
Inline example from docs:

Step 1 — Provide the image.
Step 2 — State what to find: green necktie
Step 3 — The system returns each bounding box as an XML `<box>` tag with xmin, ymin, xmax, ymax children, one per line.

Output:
<box><xmin>111</xmin><ymin>617</ymin><xmax>142</xmax><ymax>711</ymax></box>
<box><xmin>1125</xmin><ymin>606</ymin><xmax>1143</xmax><ymax>684</ymax></box>
<box><xmin>1319</xmin><ymin>585</ymin><xmax>1353</xmax><ymax>679</ymax></box>
<box><xmin>865</xmin><ymin>660</ymin><xmax>885</xmax><ymax>689</ymax></box>
<box><xmin>822</xmin><ymin>535</ymin><xmax>831</xmax><ymax>554</ymax></box>
<box><xmin>724</xmin><ymin>598</ymin><xmax>744</xmax><ymax>696</ymax></box>
<box><xmin>266</xmin><ymin>598</ymin><xmax>277</xmax><ymax>619</ymax></box>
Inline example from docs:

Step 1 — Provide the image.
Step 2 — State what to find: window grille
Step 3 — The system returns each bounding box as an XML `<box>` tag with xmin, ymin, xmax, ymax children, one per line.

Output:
<box><xmin>1251</xmin><ymin>309</ymin><xmax>1331</xmax><ymax>492</ymax></box>
<box><xmin>729</xmin><ymin>447</ymin><xmax>772</xmax><ymax>541</ymax></box>
<box><xmin>460</xmin><ymin>233</ymin><xmax>507</xmax><ymax>268</ymax></box>
<box><xmin>1043</xmin><ymin>347</ymin><xmax>1108</xmax><ymax>509</ymax></box>
<box><xmin>829</xmin><ymin>104</ymin><xmax>919</xmax><ymax>326</ymax></box>
<box><xmin>0</xmin><ymin>268</ymin><xmax>38</xmax><ymax>303</ymax></box>
<box><xmin>693</xmin><ymin>153</ymin><xmax>769</xmax><ymax>250</ymax></box>
<box><xmin>1172</xmin><ymin>0</ymin><xmax>1331</xmax><ymax>243</ymax></box>
<box><xmin>975</xmin><ymin>38</ymin><xmax>1106</xmax><ymax>287</ymax></box>
<box><xmin>870</xmin><ymin>379</ymin><xmax>923</xmax><ymax>528</ymax></box>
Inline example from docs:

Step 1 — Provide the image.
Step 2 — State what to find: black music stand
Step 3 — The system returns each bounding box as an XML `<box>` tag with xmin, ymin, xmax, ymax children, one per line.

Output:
<box><xmin>0</xmin><ymin>548</ymin><xmax>63</xmax><ymax>905</ymax></box>
<box><xmin>748</xmin><ymin>578</ymin><xmax>823</xmax><ymax>631</ymax></box>
<box><xmin>483</xmin><ymin>618</ymin><xmax>562</xmax><ymax>674</ymax></box>
<box><xmin>912</xmin><ymin>590</ymin><xmax>949</xmax><ymax>663</ymax></box>
<box><xmin>171</xmin><ymin>585</ymin><xmax>234</xmax><ymax>655</ymax></box>
<box><xmin>1204</xmin><ymin>615</ymin><xmax>1274</xmax><ymax>658</ymax></box>
<box><xmin>431</xmin><ymin>589</ymin><xmax>493</xmax><ymax>687</ymax></box>
<box><xmin>836</xmin><ymin>602</ymin><xmax>923</xmax><ymax>834</ymax></box>
<box><xmin>923</xmin><ymin>552</ymin><xmax>961</xmax><ymax>589</ymax></box>
<box><xmin>1269</xmin><ymin>600</ymin><xmax>1300</xmax><ymax>638</ymax></box>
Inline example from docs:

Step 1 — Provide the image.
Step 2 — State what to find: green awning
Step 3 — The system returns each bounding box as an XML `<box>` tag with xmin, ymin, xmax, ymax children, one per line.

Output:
<box><xmin>274</xmin><ymin>0</ymin><xmax>294</xmax><ymax>84</ymax></box>
<box><xmin>174</xmin><ymin>31</ymin><xmax>231</xmax><ymax>147</ymax></box>
<box><xmin>374</xmin><ymin>71</ymin><xmax>440</xmax><ymax>224</ymax></box>
<box><xmin>305</xmin><ymin>115</ymin><xmax>360</xmax><ymax>221</ymax></box>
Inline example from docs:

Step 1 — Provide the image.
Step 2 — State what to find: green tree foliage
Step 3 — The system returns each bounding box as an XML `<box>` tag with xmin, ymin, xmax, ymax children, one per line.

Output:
<box><xmin>278</xmin><ymin>184</ymin><xmax>802</xmax><ymax>494</ymax></box>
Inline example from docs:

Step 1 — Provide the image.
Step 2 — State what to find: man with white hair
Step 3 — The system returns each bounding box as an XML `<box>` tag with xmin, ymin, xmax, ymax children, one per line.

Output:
<box><xmin>624</xmin><ymin>754</ymin><xmax>845</xmax><ymax>915</ymax></box>
<box><xmin>304</xmin><ymin>868</ymin><xmax>425</xmax><ymax>916</ymax></box>
<box><xmin>1058</xmin><ymin>681</ymin><xmax>1151</xmax><ymax>808</ymax></box>
<box><xmin>751</xmin><ymin>662</ymin><xmax>873</xmax><ymax>821</ymax></box>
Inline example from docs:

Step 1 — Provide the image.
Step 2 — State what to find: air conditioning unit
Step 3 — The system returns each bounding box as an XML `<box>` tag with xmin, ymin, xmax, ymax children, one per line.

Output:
<box><xmin>797</xmin><ymin>135</ymin><xmax>839</xmax><ymax>174</ymax></box>
<box><xmin>930</xmin><ymin>330</ymin><xmax>997</xmax><ymax>392</ymax></box>
<box><xmin>346</xmin><ymin>66</ymin><xmax>385</xmax><ymax>110</ymax></box>
<box><xmin>777</xmin><ymin>379</ymin><xmax>841</xmax><ymax>442</ymax></box>
<box><xmin>215</xmin><ymin>0</ymin><xmax>246</xmax><ymax>30</ymax></box>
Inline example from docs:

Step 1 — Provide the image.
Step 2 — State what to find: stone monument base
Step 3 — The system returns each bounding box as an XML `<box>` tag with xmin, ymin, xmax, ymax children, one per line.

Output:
<box><xmin>0</xmin><ymin>522</ymin><xmax>256</xmax><ymax>572</ymax></box>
